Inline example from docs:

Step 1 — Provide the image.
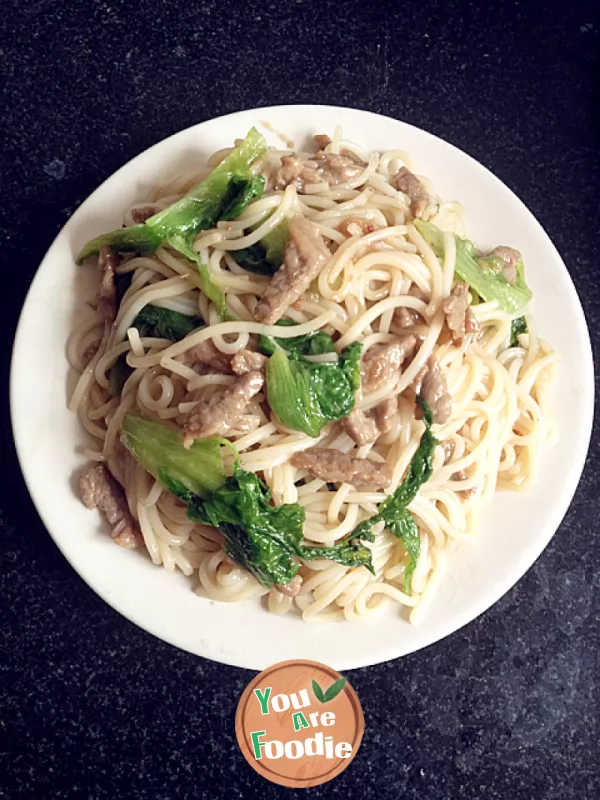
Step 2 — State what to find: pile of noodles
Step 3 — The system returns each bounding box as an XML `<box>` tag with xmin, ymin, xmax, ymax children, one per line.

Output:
<box><xmin>68</xmin><ymin>128</ymin><xmax>559</xmax><ymax>624</ymax></box>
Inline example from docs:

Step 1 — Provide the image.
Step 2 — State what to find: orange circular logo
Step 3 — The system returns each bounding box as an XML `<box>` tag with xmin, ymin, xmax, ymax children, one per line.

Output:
<box><xmin>235</xmin><ymin>659</ymin><xmax>364</xmax><ymax>788</ymax></box>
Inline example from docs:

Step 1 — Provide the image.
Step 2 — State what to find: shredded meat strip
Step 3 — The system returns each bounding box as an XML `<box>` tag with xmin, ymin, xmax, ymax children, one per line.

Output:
<box><xmin>361</xmin><ymin>336</ymin><xmax>416</xmax><ymax>393</ymax></box>
<box><xmin>255</xmin><ymin>216</ymin><xmax>331</xmax><ymax>325</ymax></box>
<box><xmin>374</xmin><ymin>397</ymin><xmax>398</xmax><ymax>434</ymax></box>
<box><xmin>441</xmin><ymin>439</ymin><xmax>456</xmax><ymax>464</ymax></box>
<box><xmin>274</xmin><ymin>152</ymin><xmax>364</xmax><ymax>191</ymax></box>
<box><xmin>180</xmin><ymin>340</ymin><xmax>232</xmax><ymax>374</ymax></box>
<box><xmin>182</xmin><ymin>371</ymin><xmax>264</xmax><ymax>446</ymax></box>
<box><xmin>98</xmin><ymin>245</ymin><xmax>119</xmax><ymax>321</ymax></box>
<box><xmin>442</xmin><ymin>282</ymin><xmax>480</xmax><ymax>341</ymax></box>
<box><xmin>130</xmin><ymin>203</ymin><xmax>161</xmax><ymax>224</ymax></box>
<box><xmin>395</xmin><ymin>286</ymin><xmax>428</xmax><ymax>328</ymax></box>
<box><xmin>337</xmin><ymin>217</ymin><xmax>378</xmax><ymax>238</ymax></box>
<box><xmin>414</xmin><ymin>356</ymin><xmax>452</xmax><ymax>424</ymax></box>
<box><xmin>231</xmin><ymin>349</ymin><xmax>268</xmax><ymax>376</ymax></box>
<box><xmin>341</xmin><ymin>408</ymin><xmax>380</xmax><ymax>447</ymax></box>
<box><xmin>313</xmin><ymin>134</ymin><xmax>331</xmax><ymax>150</ymax></box>
<box><xmin>275</xmin><ymin>575</ymin><xmax>303</xmax><ymax>597</ymax></box>
<box><xmin>81</xmin><ymin>341</ymin><xmax>100</xmax><ymax>367</ymax></box>
<box><xmin>79</xmin><ymin>464</ymin><xmax>142</xmax><ymax>549</ymax></box>
<box><xmin>393</xmin><ymin>167</ymin><xmax>431</xmax><ymax>219</ymax></box>
<box><xmin>291</xmin><ymin>449</ymin><xmax>392</xmax><ymax>488</ymax></box>
<box><xmin>489</xmin><ymin>245</ymin><xmax>521</xmax><ymax>285</ymax></box>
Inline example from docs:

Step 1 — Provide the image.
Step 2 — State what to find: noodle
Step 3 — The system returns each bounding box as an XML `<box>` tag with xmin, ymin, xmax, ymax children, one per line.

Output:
<box><xmin>69</xmin><ymin>129</ymin><xmax>559</xmax><ymax>624</ymax></box>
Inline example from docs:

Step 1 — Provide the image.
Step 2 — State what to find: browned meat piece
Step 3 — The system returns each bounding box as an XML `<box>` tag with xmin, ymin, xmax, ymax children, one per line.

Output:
<box><xmin>396</xmin><ymin>306</ymin><xmax>423</xmax><ymax>328</ymax></box>
<box><xmin>452</xmin><ymin>468</ymin><xmax>467</xmax><ymax>481</ymax></box>
<box><xmin>274</xmin><ymin>152</ymin><xmax>364</xmax><ymax>191</ymax></box>
<box><xmin>79</xmin><ymin>463</ymin><xmax>142</xmax><ymax>548</ymax></box>
<box><xmin>275</xmin><ymin>575</ymin><xmax>303</xmax><ymax>597</ymax></box>
<box><xmin>395</xmin><ymin>284</ymin><xmax>428</xmax><ymax>328</ymax></box>
<box><xmin>374</xmin><ymin>397</ymin><xmax>398</xmax><ymax>434</ymax></box>
<box><xmin>130</xmin><ymin>203</ymin><xmax>162</xmax><ymax>224</ymax></box>
<box><xmin>81</xmin><ymin>341</ymin><xmax>100</xmax><ymax>367</ymax></box>
<box><xmin>292</xmin><ymin>449</ymin><xmax>392</xmax><ymax>488</ymax></box>
<box><xmin>442</xmin><ymin>282</ymin><xmax>480</xmax><ymax>341</ymax></box>
<box><xmin>313</xmin><ymin>134</ymin><xmax>332</xmax><ymax>150</ymax></box>
<box><xmin>98</xmin><ymin>245</ymin><xmax>120</xmax><ymax>321</ymax></box>
<box><xmin>361</xmin><ymin>336</ymin><xmax>416</xmax><ymax>393</ymax></box>
<box><xmin>231</xmin><ymin>349</ymin><xmax>268</xmax><ymax>376</ymax></box>
<box><xmin>182</xmin><ymin>371</ymin><xmax>264</xmax><ymax>446</ymax></box>
<box><xmin>441</xmin><ymin>439</ymin><xmax>456</xmax><ymax>464</ymax></box>
<box><xmin>414</xmin><ymin>356</ymin><xmax>452</xmax><ymax>424</ymax></box>
<box><xmin>393</xmin><ymin>166</ymin><xmax>430</xmax><ymax>219</ymax></box>
<box><xmin>180</xmin><ymin>340</ymin><xmax>232</xmax><ymax>374</ymax></box>
<box><xmin>291</xmin><ymin>449</ymin><xmax>392</xmax><ymax>488</ymax></box>
<box><xmin>255</xmin><ymin>217</ymin><xmax>331</xmax><ymax>325</ymax></box>
<box><xmin>489</xmin><ymin>246</ymin><xmax>521</xmax><ymax>285</ymax></box>
<box><xmin>341</xmin><ymin>408</ymin><xmax>380</xmax><ymax>446</ymax></box>
<box><xmin>337</xmin><ymin>217</ymin><xmax>377</xmax><ymax>238</ymax></box>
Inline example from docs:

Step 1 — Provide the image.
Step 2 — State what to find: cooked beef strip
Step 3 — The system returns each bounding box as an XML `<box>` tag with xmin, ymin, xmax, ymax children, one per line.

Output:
<box><xmin>231</xmin><ymin>349</ymin><xmax>268</xmax><ymax>375</ymax></box>
<box><xmin>130</xmin><ymin>203</ymin><xmax>162</xmax><ymax>224</ymax></box>
<box><xmin>182</xmin><ymin>371</ymin><xmax>264</xmax><ymax>446</ymax></box>
<box><xmin>79</xmin><ymin>463</ymin><xmax>142</xmax><ymax>548</ymax></box>
<box><xmin>489</xmin><ymin>245</ymin><xmax>521</xmax><ymax>285</ymax></box>
<box><xmin>180</xmin><ymin>340</ymin><xmax>233</xmax><ymax>374</ymax></box>
<box><xmin>275</xmin><ymin>575</ymin><xmax>303</xmax><ymax>597</ymax></box>
<box><xmin>393</xmin><ymin>166</ymin><xmax>430</xmax><ymax>219</ymax></box>
<box><xmin>374</xmin><ymin>397</ymin><xmax>398</xmax><ymax>434</ymax></box>
<box><xmin>341</xmin><ymin>408</ymin><xmax>380</xmax><ymax>446</ymax></box>
<box><xmin>255</xmin><ymin>216</ymin><xmax>331</xmax><ymax>325</ymax></box>
<box><xmin>274</xmin><ymin>152</ymin><xmax>364</xmax><ymax>191</ymax></box>
<box><xmin>291</xmin><ymin>448</ymin><xmax>392</xmax><ymax>488</ymax></box>
<box><xmin>414</xmin><ymin>356</ymin><xmax>452</xmax><ymax>424</ymax></box>
<box><xmin>98</xmin><ymin>245</ymin><xmax>119</xmax><ymax>321</ymax></box>
<box><xmin>361</xmin><ymin>336</ymin><xmax>416</xmax><ymax>393</ymax></box>
<box><xmin>442</xmin><ymin>282</ymin><xmax>480</xmax><ymax>340</ymax></box>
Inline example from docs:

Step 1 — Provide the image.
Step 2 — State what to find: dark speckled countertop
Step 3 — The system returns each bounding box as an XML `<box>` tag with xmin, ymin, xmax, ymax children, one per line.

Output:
<box><xmin>1</xmin><ymin>1</ymin><xmax>599</xmax><ymax>798</ymax></box>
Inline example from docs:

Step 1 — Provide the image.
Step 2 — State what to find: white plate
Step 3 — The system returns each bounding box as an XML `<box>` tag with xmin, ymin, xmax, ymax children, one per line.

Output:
<box><xmin>10</xmin><ymin>105</ymin><xmax>594</xmax><ymax>671</ymax></box>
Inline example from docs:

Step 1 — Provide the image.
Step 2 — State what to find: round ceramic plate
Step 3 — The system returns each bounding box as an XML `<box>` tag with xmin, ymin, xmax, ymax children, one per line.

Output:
<box><xmin>10</xmin><ymin>105</ymin><xmax>594</xmax><ymax>671</ymax></box>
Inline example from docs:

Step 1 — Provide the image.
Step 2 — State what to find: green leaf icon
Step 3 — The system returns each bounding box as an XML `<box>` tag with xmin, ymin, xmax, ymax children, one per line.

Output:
<box><xmin>323</xmin><ymin>677</ymin><xmax>347</xmax><ymax>703</ymax></box>
<box><xmin>312</xmin><ymin>677</ymin><xmax>347</xmax><ymax>704</ymax></box>
<box><xmin>312</xmin><ymin>679</ymin><xmax>325</xmax><ymax>703</ymax></box>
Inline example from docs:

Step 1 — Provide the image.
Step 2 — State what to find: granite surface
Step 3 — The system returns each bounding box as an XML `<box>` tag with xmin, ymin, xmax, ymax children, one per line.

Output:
<box><xmin>1</xmin><ymin>0</ymin><xmax>599</xmax><ymax>797</ymax></box>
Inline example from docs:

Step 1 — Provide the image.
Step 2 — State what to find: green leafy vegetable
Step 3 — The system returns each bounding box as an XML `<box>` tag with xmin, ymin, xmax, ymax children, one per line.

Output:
<box><xmin>510</xmin><ymin>316</ymin><xmax>528</xmax><ymax>347</ymax></box>
<box><xmin>301</xmin><ymin>532</ymin><xmax>375</xmax><ymax>572</ymax></box>
<box><xmin>121</xmin><ymin>414</ymin><xmax>226</xmax><ymax>499</ymax></box>
<box><xmin>414</xmin><ymin>219</ymin><xmax>532</xmax><ymax>314</ymax></box>
<box><xmin>76</xmin><ymin>225</ymin><xmax>164</xmax><ymax>261</ymax></box>
<box><xmin>265</xmin><ymin>342</ymin><xmax>362</xmax><ymax>437</ymax></box>
<box><xmin>187</xmin><ymin>462</ymin><xmax>307</xmax><ymax>587</ymax></box>
<box><xmin>350</xmin><ymin>398</ymin><xmax>438</xmax><ymax>594</ymax></box>
<box><xmin>76</xmin><ymin>128</ymin><xmax>268</xmax><ymax>319</ymax></box>
<box><xmin>219</xmin><ymin>175</ymin><xmax>266</xmax><ymax>221</ymax></box>
<box><xmin>258</xmin><ymin>320</ymin><xmax>336</xmax><ymax>358</ymax></box>
<box><xmin>187</xmin><ymin>462</ymin><xmax>374</xmax><ymax>587</ymax></box>
<box><xmin>120</xmin><ymin>414</ymin><xmax>374</xmax><ymax>587</ymax></box>
<box><xmin>132</xmin><ymin>305</ymin><xmax>203</xmax><ymax>342</ymax></box>
<box><xmin>235</xmin><ymin>219</ymin><xmax>290</xmax><ymax>275</ymax></box>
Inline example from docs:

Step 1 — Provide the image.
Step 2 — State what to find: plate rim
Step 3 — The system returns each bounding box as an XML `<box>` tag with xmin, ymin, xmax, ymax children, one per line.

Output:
<box><xmin>10</xmin><ymin>103</ymin><xmax>595</xmax><ymax>671</ymax></box>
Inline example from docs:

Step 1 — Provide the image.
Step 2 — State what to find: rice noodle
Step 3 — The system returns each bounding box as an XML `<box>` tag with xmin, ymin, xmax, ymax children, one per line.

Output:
<box><xmin>68</xmin><ymin>129</ymin><xmax>559</xmax><ymax>624</ymax></box>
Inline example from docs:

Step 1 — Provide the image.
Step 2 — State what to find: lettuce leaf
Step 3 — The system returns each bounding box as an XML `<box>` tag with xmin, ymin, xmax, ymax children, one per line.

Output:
<box><xmin>414</xmin><ymin>219</ymin><xmax>532</xmax><ymax>314</ymax></box>
<box><xmin>265</xmin><ymin>342</ymin><xmax>362</xmax><ymax>437</ymax></box>
<box><xmin>350</xmin><ymin>398</ymin><xmax>438</xmax><ymax>593</ymax></box>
